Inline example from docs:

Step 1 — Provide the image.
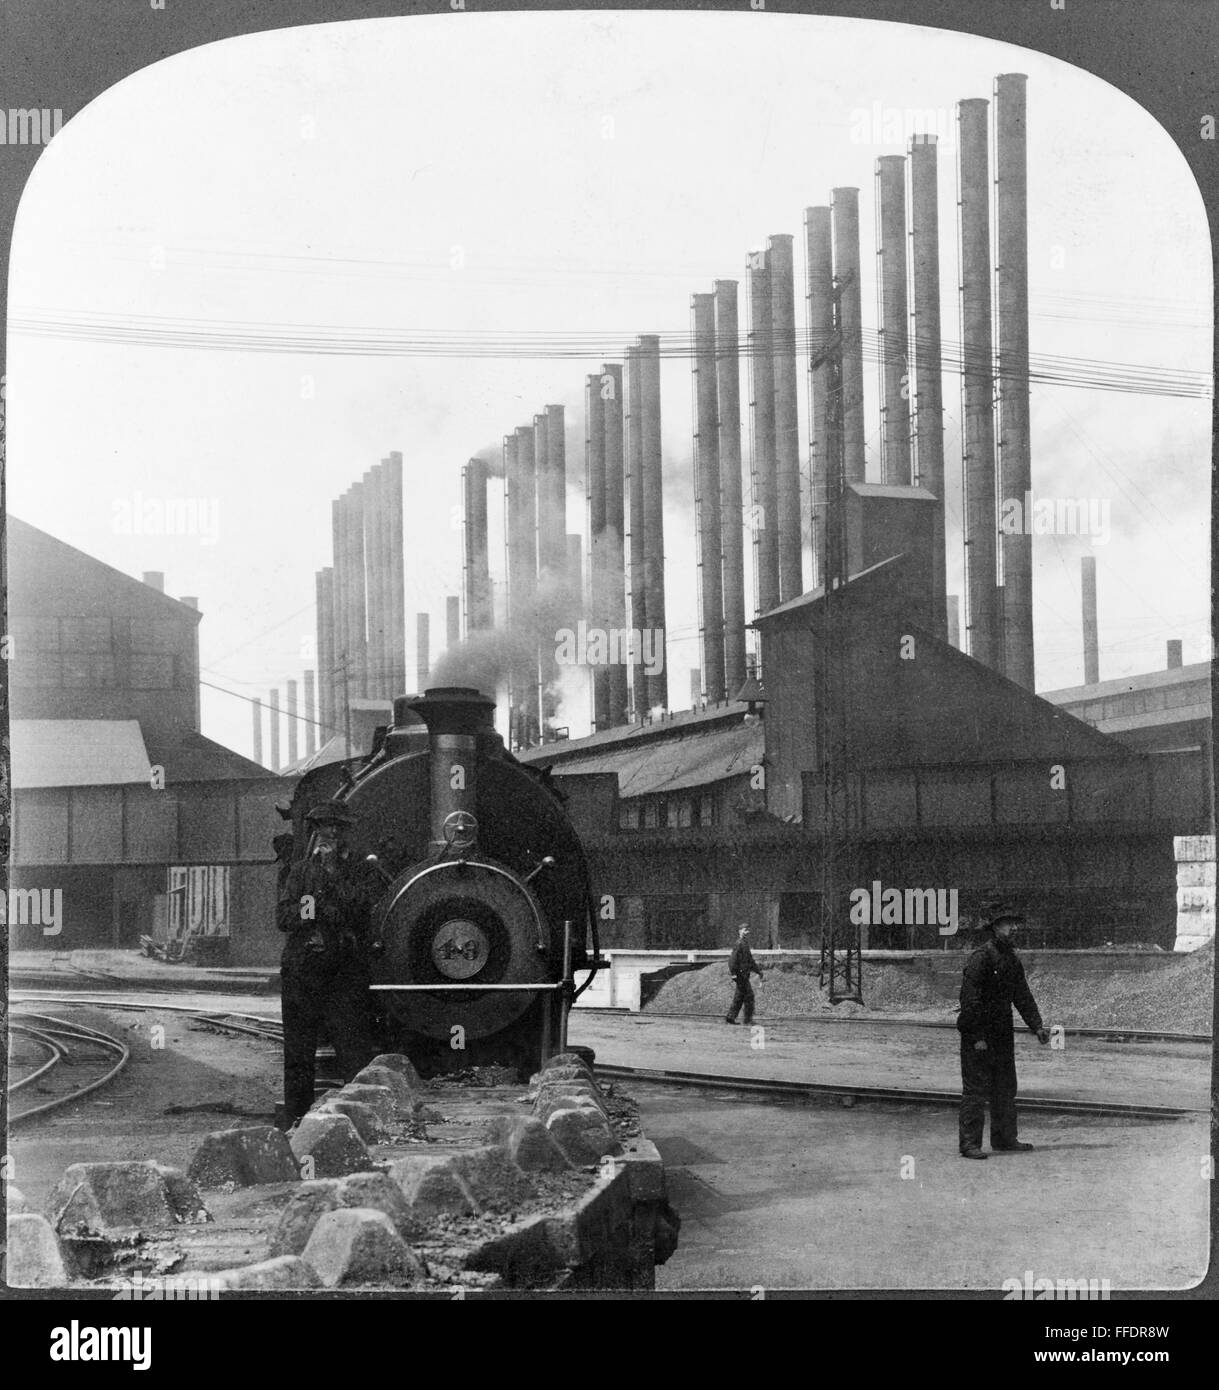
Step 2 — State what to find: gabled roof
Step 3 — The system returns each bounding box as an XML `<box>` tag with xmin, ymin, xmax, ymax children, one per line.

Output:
<box><xmin>1041</xmin><ymin>662</ymin><xmax>1211</xmax><ymax>704</ymax></box>
<box><xmin>12</xmin><ymin>720</ymin><xmax>153</xmax><ymax>789</ymax></box>
<box><xmin>549</xmin><ymin>720</ymin><xmax>764</xmax><ymax>798</ymax></box>
<box><xmin>518</xmin><ymin>699</ymin><xmax>751</xmax><ymax>767</ymax></box>
<box><xmin>753</xmin><ymin>554</ymin><xmax>910</xmax><ymax>625</ymax></box>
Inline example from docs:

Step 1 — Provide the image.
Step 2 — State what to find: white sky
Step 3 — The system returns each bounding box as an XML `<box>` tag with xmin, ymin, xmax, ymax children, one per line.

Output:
<box><xmin>6</xmin><ymin>10</ymin><xmax>1211</xmax><ymax>760</ymax></box>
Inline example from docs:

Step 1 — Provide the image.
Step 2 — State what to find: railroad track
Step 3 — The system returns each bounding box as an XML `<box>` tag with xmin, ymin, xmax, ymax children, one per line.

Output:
<box><xmin>596</xmin><ymin>1063</ymin><xmax>1206</xmax><ymax>1120</ymax></box>
<box><xmin>8</xmin><ymin>1011</ymin><xmax>132</xmax><ymax>1126</ymax></box>
<box><xmin>584</xmin><ymin>1008</ymin><xmax>1212</xmax><ymax>1047</ymax></box>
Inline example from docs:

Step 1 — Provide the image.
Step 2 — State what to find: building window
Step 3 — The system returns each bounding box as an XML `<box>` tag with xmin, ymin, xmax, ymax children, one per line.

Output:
<box><xmin>642</xmin><ymin>800</ymin><xmax>659</xmax><ymax>829</ymax></box>
<box><xmin>698</xmin><ymin>796</ymin><xmax>715</xmax><ymax>827</ymax></box>
<box><xmin>619</xmin><ymin>801</ymin><xmax>640</xmax><ymax>830</ymax></box>
<box><xmin>676</xmin><ymin>798</ymin><xmax>692</xmax><ymax>828</ymax></box>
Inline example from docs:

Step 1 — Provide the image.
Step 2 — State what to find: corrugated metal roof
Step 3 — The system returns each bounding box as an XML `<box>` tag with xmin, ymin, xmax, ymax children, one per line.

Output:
<box><xmin>11</xmin><ymin>720</ymin><xmax>153</xmax><ymax>789</ymax></box>
<box><xmin>1041</xmin><ymin>662</ymin><xmax>1210</xmax><ymax>703</ymax></box>
<box><xmin>551</xmin><ymin>720</ymin><xmax>764</xmax><ymax>798</ymax></box>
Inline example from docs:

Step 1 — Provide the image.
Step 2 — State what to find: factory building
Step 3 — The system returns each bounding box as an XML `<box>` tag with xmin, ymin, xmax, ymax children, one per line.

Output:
<box><xmin>6</xmin><ymin>518</ymin><xmax>291</xmax><ymax>959</ymax></box>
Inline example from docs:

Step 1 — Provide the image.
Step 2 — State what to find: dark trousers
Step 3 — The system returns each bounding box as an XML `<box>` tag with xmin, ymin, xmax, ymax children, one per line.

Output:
<box><xmin>727</xmin><ymin>975</ymin><xmax>755</xmax><ymax>1025</ymax></box>
<box><xmin>959</xmin><ymin>1033</ymin><xmax>1019</xmax><ymax>1151</ymax></box>
<box><xmin>281</xmin><ymin>953</ymin><xmax>377</xmax><ymax>1124</ymax></box>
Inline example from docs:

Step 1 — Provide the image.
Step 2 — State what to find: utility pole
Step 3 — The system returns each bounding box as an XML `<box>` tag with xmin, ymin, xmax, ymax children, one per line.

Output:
<box><xmin>814</xmin><ymin>272</ymin><xmax>863</xmax><ymax>1004</ymax></box>
<box><xmin>333</xmin><ymin>652</ymin><xmax>353</xmax><ymax>762</ymax></box>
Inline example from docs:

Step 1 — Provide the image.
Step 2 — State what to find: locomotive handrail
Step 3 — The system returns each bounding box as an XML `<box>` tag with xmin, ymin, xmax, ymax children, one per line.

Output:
<box><xmin>369</xmin><ymin>982</ymin><xmax>564</xmax><ymax>991</ymax></box>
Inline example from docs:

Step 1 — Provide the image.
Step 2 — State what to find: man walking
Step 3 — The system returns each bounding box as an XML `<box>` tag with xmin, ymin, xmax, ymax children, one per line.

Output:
<box><xmin>725</xmin><ymin>923</ymin><xmax>764</xmax><ymax>1025</ymax></box>
<box><xmin>277</xmin><ymin>800</ymin><xmax>381</xmax><ymax>1126</ymax></box>
<box><xmin>957</xmin><ymin>902</ymin><xmax>1050</xmax><ymax>1159</ymax></box>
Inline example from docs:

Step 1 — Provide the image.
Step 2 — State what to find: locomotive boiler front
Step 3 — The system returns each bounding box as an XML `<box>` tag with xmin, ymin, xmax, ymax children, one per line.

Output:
<box><xmin>344</xmin><ymin>686</ymin><xmax>593</xmax><ymax>1076</ymax></box>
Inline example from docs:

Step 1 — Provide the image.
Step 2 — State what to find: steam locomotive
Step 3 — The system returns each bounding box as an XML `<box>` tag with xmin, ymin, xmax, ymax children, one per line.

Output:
<box><xmin>282</xmin><ymin>687</ymin><xmax>601</xmax><ymax>1078</ymax></box>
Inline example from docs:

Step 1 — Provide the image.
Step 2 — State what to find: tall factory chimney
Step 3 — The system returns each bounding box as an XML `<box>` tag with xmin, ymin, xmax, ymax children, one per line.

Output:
<box><xmin>512</xmin><ymin>424</ymin><xmax>541</xmax><ymax>745</ymax></box>
<box><xmin>876</xmin><ymin>156</ymin><xmax>912</xmax><ymax>486</ymax></box>
<box><xmin>316</xmin><ymin>567</ymin><xmax>335</xmax><ymax>737</ymax></box>
<box><xmin>446</xmin><ymin>595</ymin><xmax>460</xmax><ymax>651</ymax></box>
<box><xmin>585</xmin><ymin>377</ymin><xmax>610</xmax><ymax>732</ymax></box>
<box><xmin>805</xmin><ymin>207</ymin><xmax>834</xmax><ymax>590</ymax></box>
<box><xmin>269</xmin><ymin>688</ymin><xmax>281</xmax><ymax>772</ymax></box>
<box><xmin>996</xmin><ymin>73</ymin><xmax>1034</xmax><ymax>690</ymax></box>
<box><xmin>638</xmin><ymin>334</ymin><xmax>668</xmax><ymax>711</ymax></box>
<box><xmin>768</xmin><ymin>235</ymin><xmax>803</xmax><ymax>602</ymax></box>
<box><xmin>374</xmin><ymin>460</ymin><xmax>393</xmax><ymax>697</ymax></box>
<box><xmin>286</xmin><ymin>679</ymin><xmax>299</xmax><ymax>766</ymax></box>
<box><xmin>463</xmin><ymin>458</ymin><xmax>492</xmax><ymax>634</ymax></box>
<box><xmin>1081</xmin><ymin>555</ymin><xmax>1099</xmax><ymax>685</ymax></box>
<box><xmin>957</xmin><ymin>98</ymin><xmax>1002</xmax><ymax>671</ymax></box>
<box><xmin>831</xmin><ymin>188</ymin><xmax>866</xmax><ymax>482</ymax></box>
<box><xmin>252</xmin><ymin>696</ymin><xmax>263</xmax><ymax>766</ymax></box>
<box><xmin>693</xmin><ymin>293</ymin><xmax>726</xmax><ymax>703</ymax></box>
<box><xmin>747</xmin><ymin>251</ymin><xmax>779</xmax><ymax>616</ymax></box>
<box><xmin>602</xmin><ymin>366</ymin><xmax>629</xmax><ymax>727</ymax></box>
<box><xmin>385</xmin><ymin>451</ymin><xmax>406</xmax><ymax>697</ymax></box>
<box><xmin>947</xmin><ymin>595</ymin><xmax>961</xmax><ymax>650</ymax></box>
<box><xmin>1167</xmin><ymin>640</ymin><xmax>1183</xmax><ymax>670</ymax></box>
<box><xmin>714</xmin><ymin>279</ymin><xmax>748</xmax><ymax>695</ymax></box>
<box><xmin>625</xmin><ymin>345</ymin><xmax>648</xmax><ymax>719</ymax></box>
<box><xmin>363</xmin><ymin>467</ymin><xmax>384</xmax><ymax>698</ymax></box>
<box><xmin>416</xmin><ymin>612</ymin><xmax>430</xmax><ymax>693</ymax></box>
<box><xmin>330</xmin><ymin>499</ymin><xmax>347</xmax><ymax>722</ymax></box>
<box><xmin>909</xmin><ymin>134</ymin><xmax>948</xmax><ymax>639</ymax></box>
<box><xmin>347</xmin><ymin>482</ymin><xmax>369</xmax><ymax>698</ymax></box>
<box><xmin>304</xmin><ymin>669</ymin><xmax>316</xmax><ymax>757</ymax></box>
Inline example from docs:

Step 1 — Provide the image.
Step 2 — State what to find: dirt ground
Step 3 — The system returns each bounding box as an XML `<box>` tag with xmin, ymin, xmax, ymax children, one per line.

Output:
<box><xmin>635</xmin><ymin>1082</ymin><xmax>1210</xmax><ymax>1292</ymax></box>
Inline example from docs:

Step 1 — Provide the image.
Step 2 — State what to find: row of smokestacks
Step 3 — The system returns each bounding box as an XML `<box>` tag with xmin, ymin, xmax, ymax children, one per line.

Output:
<box><xmin>315</xmin><ymin>454</ymin><xmax>406</xmax><ymax>744</ymax></box>
<box><xmin>252</xmin><ymin>672</ymin><xmax>317</xmax><ymax>770</ymax></box>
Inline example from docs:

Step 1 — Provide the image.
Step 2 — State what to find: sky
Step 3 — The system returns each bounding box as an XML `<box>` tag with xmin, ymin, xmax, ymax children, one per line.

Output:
<box><xmin>6</xmin><ymin>9</ymin><xmax>1212</xmax><ymax>762</ymax></box>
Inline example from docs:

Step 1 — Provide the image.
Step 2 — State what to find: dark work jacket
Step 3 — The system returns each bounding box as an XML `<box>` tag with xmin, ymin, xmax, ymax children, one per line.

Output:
<box><xmin>729</xmin><ymin>940</ymin><xmax>763</xmax><ymax>980</ymax></box>
<box><xmin>957</xmin><ymin>936</ymin><xmax>1043</xmax><ymax>1043</ymax></box>
<box><xmin>276</xmin><ymin>850</ymin><xmax>379</xmax><ymax>968</ymax></box>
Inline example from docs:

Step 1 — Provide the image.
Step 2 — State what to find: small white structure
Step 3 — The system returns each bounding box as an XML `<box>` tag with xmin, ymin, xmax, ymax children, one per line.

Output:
<box><xmin>1173</xmin><ymin>835</ymin><xmax>1215</xmax><ymax>951</ymax></box>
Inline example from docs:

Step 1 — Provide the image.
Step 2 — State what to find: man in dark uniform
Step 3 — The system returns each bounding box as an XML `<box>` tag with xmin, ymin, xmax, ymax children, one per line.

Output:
<box><xmin>725</xmin><ymin>923</ymin><xmax>764</xmax><ymax>1025</ymax></box>
<box><xmin>957</xmin><ymin>902</ymin><xmax>1050</xmax><ymax>1159</ymax></box>
<box><xmin>277</xmin><ymin>800</ymin><xmax>381</xmax><ymax>1126</ymax></box>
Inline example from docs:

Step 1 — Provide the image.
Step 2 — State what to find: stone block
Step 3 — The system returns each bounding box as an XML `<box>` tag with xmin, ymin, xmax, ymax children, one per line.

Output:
<box><xmin>483</xmin><ymin>1116</ymin><xmax>573</xmax><ymax>1172</ymax></box>
<box><xmin>534</xmin><ymin>1084</ymin><xmax>606</xmax><ymax>1120</ymax></box>
<box><xmin>315</xmin><ymin>1098</ymin><xmax>389</xmax><ymax>1145</ymax></box>
<box><xmin>301</xmin><ymin>1208</ymin><xmax>425</xmax><ymax>1288</ymax></box>
<box><xmin>6</xmin><ymin>1185</ymin><xmax>29</xmax><ymax>1213</ymax></box>
<box><xmin>1176</xmin><ymin>886</ymin><xmax>1216</xmax><ymax>913</ymax></box>
<box><xmin>618</xmin><ymin>1139</ymin><xmax>666</xmax><ymax>1203</ymax></box>
<box><xmin>352</xmin><ymin>1065</ymin><xmax>418</xmax><ymax>1110</ymax></box>
<box><xmin>335</xmin><ymin>1171</ymin><xmax>423</xmax><ymax>1240</ymax></box>
<box><xmin>49</xmin><ymin>1160</ymin><xmax>210</xmax><ymax>1235</ymax></box>
<box><xmin>542</xmin><ymin>1050</ymin><xmax>596</xmax><ymax>1076</ymax></box>
<box><xmin>290</xmin><ymin>1113</ymin><xmax>373</xmax><ymax>1179</ymax></box>
<box><xmin>389</xmin><ymin>1154</ymin><xmax>479</xmax><ymax>1217</ymax></box>
<box><xmin>1176</xmin><ymin>860</ymin><xmax>1216</xmax><ymax>888</ymax></box>
<box><xmin>335</xmin><ymin>1084</ymin><xmax>398</xmax><ymax>1121</ymax></box>
<box><xmin>1173</xmin><ymin>835</ymin><xmax>1215</xmax><ymax>863</ymax></box>
<box><xmin>212</xmin><ymin>1256</ymin><xmax>322</xmax><ymax>1290</ymax></box>
<box><xmin>6</xmin><ymin>1213</ymin><xmax>67</xmax><ymax>1286</ymax></box>
<box><xmin>188</xmin><ymin>1128</ymin><xmax>300</xmax><ymax>1190</ymax></box>
<box><xmin>452</xmin><ymin>1146</ymin><xmax>533</xmax><ymax>1212</ymax></box>
<box><xmin>545</xmin><ymin>1106</ymin><xmax>622</xmax><ymax>1166</ymax></box>
<box><xmin>367</xmin><ymin>1053</ymin><xmax>423</xmax><ymax>1087</ymax></box>
<box><xmin>268</xmin><ymin>1180</ymin><xmax>342</xmax><ymax>1257</ymax></box>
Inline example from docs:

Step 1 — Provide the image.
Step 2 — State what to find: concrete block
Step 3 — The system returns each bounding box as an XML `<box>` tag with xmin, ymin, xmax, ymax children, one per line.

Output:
<box><xmin>6</xmin><ymin>1185</ymin><xmax>29</xmax><ymax>1213</ymax></box>
<box><xmin>290</xmin><ymin>1113</ymin><xmax>373</xmax><ymax>1179</ymax></box>
<box><xmin>618</xmin><ymin>1139</ymin><xmax>666</xmax><ymax>1203</ymax></box>
<box><xmin>389</xmin><ymin>1154</ymin><xmax>479</xmax><ymax>1217</ymax></box>
<box><xmin>1173</xmin><ymin>835</ymin><xmax>1215</xmax><ymax>863</ymax></box>
<box><xmin>1174</xmin><ymin>931</ymin><xmax>1215</xmax><ymax>953</ymax></box>
<box><xmin>1176</xmin><ymin>886</ymin><xmax>1216</xmax><ymax>913</ymax></box>
<box><xmin>352</xmin><ymin>1065</ymin><xmax>418</xmax><ymax>1110</ymax></box>
<box><xmin>268</xmin><ymin>1180</ymin><xmax>342</xmax><ymax>1257</ymax></box>
<box><xmin>301</xmin><ymin>1208</ymin><xmax>425</xmax><ymax>1288</ymax></box>
<box><xmin>188</xmin><ymin>1127</ymin><xmax>300</xmax><ymax>1190</ymax></box>
<box><xmin>367</xmin><ymin>1053</ymin><xmax>423</xmax><ymax>1088</ymax></box>
<box><xmin>542</xmin><ymin>1051</ymin><xmax>596</xmax><ymax>1077</ymax></box>
<box><xmin>315</xmin><ymin>1098</ymin><xmax>389</xmax><ymax>1144</ymax></box>
<box><xmin>6</xmin><ymin>1212</ymin><xmax>68</xmax><ymax>1286</ymax></box>
<box><xmin>49</xmin><ymin>1160</ymin><xmax>210</xmax><ymax>1234</ymax></box>
<box><xmin>1176</xmin><ymin>860</ymin><xmax>1216</xmax><ymax>888</ymax></box>
<box><xmin>545</xmin><ymin>1106</ymin><xmax>622</xmax><ymax>1166</ymax></box>
<box><xmin>535</xmin><ymin>1082</ymin><xmax>606</xmax><ymax>1118</ymax></box>
<box><xmin>463</xmin><ymin>1212</ymin><xmax>562</xmax><ymax>1278</ymax></box>
<box><xmin>483</xmin><ymin>1116</ymin><xmax>574</xmax><ymax>1172</ymax></box>
<box><xmin>452</xmin><ymin>1146</ymin><xmax>533</xmax><ymax>1212</ymax></box>
<box><xmin>212</xmin><ymin>1256</ymin><xmax>322</xmax><ymax>1290</ymax></box>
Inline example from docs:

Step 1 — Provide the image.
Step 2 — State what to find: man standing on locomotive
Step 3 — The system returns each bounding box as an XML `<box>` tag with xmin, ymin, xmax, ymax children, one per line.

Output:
<box><xmin>277</xmin><ymin>800</ymin><xmax>381</xmax><ymax>1127</ymax></box>
<box><xmin>957</xmin><ymin>902</ymin><xmax>1051</xmax><ymax>1159</ymax></box>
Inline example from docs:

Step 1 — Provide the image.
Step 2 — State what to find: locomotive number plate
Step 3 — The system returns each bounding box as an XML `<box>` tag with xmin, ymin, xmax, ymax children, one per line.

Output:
<box><xmin>431</xmin><ymin>918</ymin><xmax>491</xmax><ymax>979</ymax></box>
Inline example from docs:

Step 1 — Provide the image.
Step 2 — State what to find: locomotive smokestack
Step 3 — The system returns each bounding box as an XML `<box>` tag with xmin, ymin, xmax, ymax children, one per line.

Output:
<box><xmin>408</xmin><ymin>687</ymin><xmax>496</xmax><ymax>850</ymax></box>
